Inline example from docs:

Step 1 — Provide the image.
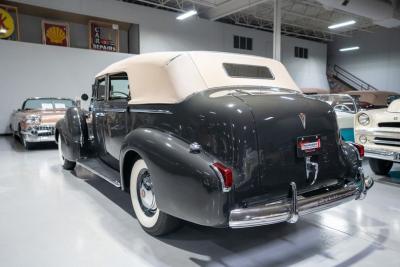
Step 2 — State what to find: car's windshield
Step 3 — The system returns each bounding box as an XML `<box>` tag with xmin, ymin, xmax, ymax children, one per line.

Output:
<box><xmin>209</xmin><ymin>87</ymin><xmax>300</xmax><ymax>98</ymax></box>
<box><xmin>388</xmin><ymin>95</ymin><xmax>400</xmax><ymax>105</ymax></box>
<box><xmin>23</xmin><ymin>99</ymin><xmax>75</xmax><ymax>110</ymax></box>
<box><xmin>307</xmin><ymin>94</ymin><xmax>357</xmax><ymax>113</ymax></box>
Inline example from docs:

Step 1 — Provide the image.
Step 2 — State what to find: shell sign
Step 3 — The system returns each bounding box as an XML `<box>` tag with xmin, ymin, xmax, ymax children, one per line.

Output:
<box><xmin>0</xmin><ymin>8</ymin><xmax>15</xmax><ymax>39</ymax></box>
<box><xmin>42</xmin><ymin>20</ymin><xmax>70</xmax><ymax>47</ymax></box>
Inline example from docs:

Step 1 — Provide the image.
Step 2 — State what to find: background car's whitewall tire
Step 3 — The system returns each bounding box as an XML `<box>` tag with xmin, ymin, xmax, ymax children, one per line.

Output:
<box><xmin>130</xmin><ymin>159</ymin><xmax>180</xmax><ymax>236</ymax></box>
<box><xmin>58</xmin><ymin>135</ymin><xmax>76</xmax><ymax>170</ymax></box>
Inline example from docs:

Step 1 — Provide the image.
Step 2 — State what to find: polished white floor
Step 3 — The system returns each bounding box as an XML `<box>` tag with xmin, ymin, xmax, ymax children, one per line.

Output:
<box><xmin>0</xmin><ymin>136</ymin><xmax>400</xmax><ymax>267</ymax></box>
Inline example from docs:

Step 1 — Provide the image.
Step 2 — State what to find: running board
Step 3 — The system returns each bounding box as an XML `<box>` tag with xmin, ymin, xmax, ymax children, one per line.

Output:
<box><xmin>77</xmin><ymin>158</ymin><xmax>121</xmax><ymax>187</ymax></box>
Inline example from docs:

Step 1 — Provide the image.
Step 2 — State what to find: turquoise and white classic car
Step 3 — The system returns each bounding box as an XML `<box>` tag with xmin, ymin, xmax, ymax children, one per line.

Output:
<box><xmin>308</xmin><ymin>94</ymin><xmax>357</xmax><ymax>142</ymax></box>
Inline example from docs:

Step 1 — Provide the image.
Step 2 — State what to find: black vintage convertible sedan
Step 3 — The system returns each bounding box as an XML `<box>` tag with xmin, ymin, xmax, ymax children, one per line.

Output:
<box><xmin>56</xmin><ymin>51</ymin><xmax>373</xmax><ymax>236</ymax></box>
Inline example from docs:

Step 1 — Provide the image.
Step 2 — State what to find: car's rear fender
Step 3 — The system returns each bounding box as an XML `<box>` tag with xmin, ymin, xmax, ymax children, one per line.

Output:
<box><xmin>120</xmin><ymin>128</ymin><xmax>230</xmax><ymax>227</ymax></box>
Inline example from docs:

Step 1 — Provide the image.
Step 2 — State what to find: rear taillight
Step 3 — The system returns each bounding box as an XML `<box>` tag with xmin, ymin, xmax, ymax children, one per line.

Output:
<box><xmin>211</xmin><ymin>162</ymin><xmax>233</xmax><ymax>192</ymax></box>
<box><xmin>351</xmin><ymin>143</ymin><xmax>364</xmax><ymax>159</ymax></box>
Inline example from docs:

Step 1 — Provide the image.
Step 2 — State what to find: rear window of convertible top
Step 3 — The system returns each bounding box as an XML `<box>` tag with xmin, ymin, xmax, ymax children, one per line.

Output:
<box><xmin>223</xmin><ymin>63</ymin><xmax>274</xmax><ymax>79</ymax></box>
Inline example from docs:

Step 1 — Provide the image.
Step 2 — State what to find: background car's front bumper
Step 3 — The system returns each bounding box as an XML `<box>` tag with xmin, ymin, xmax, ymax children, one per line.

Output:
<box><xmin>229</xmin><ymin>171</ymin><xmax>373</xmax><ymax>228</ymax></box>
<box><xmin>365</xmin><ymin>148</ymin><xmax>400</xmax><ymax>162</ymax></box>
<box><xmin>21</xmin><ymin>124</ymin><xmax>56</xmax><ymax>143</ymax></box>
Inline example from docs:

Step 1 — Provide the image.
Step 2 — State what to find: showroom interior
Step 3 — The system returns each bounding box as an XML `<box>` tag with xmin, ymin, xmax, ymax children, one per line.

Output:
<box><xmin>0</xmin><ymin>0</ymin><xmax>399</xmax><ymax>266</ymax></box>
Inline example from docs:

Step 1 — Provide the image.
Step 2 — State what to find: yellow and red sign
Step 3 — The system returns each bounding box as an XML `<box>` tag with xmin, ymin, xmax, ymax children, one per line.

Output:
<box><xmin>42</xmin><ymin>21</ymin><xmax>70</xmax><ymax>47</ymax></box>
<box><xmin>0</xmin><ymin>8</ymin><xmax>15</xmax><ymax>39</ymax></box>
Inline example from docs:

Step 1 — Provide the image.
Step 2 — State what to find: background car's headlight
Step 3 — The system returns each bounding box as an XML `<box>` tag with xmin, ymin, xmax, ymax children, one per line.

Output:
<box><xmin>25</xmin><ymin>114</ymin><xmax>41</xmax><ymax>124</ymax></box>
<box><xmin>358</xmin><ymin>113</ymin><xmax>370</xmax><ymax>125</ymax></box>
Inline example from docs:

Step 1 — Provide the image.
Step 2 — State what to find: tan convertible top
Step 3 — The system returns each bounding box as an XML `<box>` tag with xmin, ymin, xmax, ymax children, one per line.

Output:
<box><xmin>96</xmin><ymin>51</ymin><xmax>300</xmax><ymax>105</ymax></box>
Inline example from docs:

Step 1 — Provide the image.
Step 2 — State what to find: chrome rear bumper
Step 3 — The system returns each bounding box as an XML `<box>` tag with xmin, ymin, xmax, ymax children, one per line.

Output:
<box><xmin>229</xmin><ymin>169</ymin><xmax>373</xmax><ymax>228</ymax></box>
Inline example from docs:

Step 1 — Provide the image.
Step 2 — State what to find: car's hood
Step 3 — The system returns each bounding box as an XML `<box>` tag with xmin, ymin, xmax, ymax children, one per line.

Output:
<box><xmin>20</xmin><ymin>109</ymin><xmax>67</xmax><ymax>124</ymax></box>
<box><xmin>388</xmin><ymin>99</ymin><xmax>400</xmax><ymax>113</ymax></box>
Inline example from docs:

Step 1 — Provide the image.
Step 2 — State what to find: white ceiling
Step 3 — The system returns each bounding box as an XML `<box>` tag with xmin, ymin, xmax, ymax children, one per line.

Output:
<box><xmin>122</xmin><ymin>0</ymin><xmax>400</xmax><ymax>42</ymax></box>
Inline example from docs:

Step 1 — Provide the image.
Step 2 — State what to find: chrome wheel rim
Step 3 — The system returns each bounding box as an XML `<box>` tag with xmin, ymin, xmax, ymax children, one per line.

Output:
<box><xmin>136</xmin><ymin>169</ymin><xmax>157</xmax><ymax>217</ymax></box>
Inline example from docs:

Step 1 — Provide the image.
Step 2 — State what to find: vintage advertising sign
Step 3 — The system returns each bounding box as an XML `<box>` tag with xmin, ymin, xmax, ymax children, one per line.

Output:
<box><xmin>89</xmin><ymin>20</ymin><xmax>119</xmax><ymax>52</ymax></box>
<box><xmin>42</xmin><ymin>20</ymin><xmax>70</xmax><ymax>47</ymax></box>
<box><xmin>0</xmin><ymin>4</ymin><xmax>19</xmax><ymax>40</ymax></box>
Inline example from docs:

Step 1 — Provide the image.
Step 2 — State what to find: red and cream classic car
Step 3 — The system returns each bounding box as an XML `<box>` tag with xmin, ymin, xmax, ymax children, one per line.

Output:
<box><xmin>10</xmin><ymin>97</ymin><xmax>76</xmax><ymax>149</ymax></box>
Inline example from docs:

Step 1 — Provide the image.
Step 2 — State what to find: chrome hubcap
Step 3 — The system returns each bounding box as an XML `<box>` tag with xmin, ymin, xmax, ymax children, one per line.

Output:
<box><xmin>137</xmin><ymin>170</ymin><xmax>157</xmax><ymax>216</ymax></box>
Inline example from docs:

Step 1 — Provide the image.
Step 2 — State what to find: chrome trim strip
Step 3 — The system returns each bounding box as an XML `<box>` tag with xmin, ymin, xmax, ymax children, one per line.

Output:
<box><xmin>130</xmin><ymin>109</ymin><xmax>173</xmax><ymax>114</ymax></box>
<box><xmin>356</xmin><ymin>128</ymin><xmax>399</xmax><ymax>135</ymax></box>
<box><xmin>76</xmin><ymin>161</ymin><xmax>121</xmax><ymax>187</ymax></box>
<box><xmin>103</xmin><ymin>108</ymin><xmax>126</xmax><ymax>113</ymax></box>
<box><xmin>374</xmin><ymin>140</ymin><xmax>400</xmax><ymax>146</ymax></box>
<box><xmin>229</xmin><ymin>180</ymin><xmax>367</xmax><ymax>228</ymax></box>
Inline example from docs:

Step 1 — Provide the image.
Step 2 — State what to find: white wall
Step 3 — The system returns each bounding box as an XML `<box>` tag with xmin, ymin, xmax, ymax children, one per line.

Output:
<box><xmin>282</xmin><ymin>36</ymin><xmax>329</xmax><ymax>90</ymax></box>
<box><xmin>11</xmin><ymin>0</ymin><xmax>328</xmax><ymax>86</ymax></box>
<box><xmin>328</xmin><ymin>27</ymin><xmax>400</xmax><ymax>93</ymax></box>
<box><xmin>0</xmin><ymin>0</ymin><xmax>329</xmax><ymax>133</ymax></box>
<box><xmin>0</xmin><ymin>40</ymin><xmax>130</xmax><ymax>133</ymax></box>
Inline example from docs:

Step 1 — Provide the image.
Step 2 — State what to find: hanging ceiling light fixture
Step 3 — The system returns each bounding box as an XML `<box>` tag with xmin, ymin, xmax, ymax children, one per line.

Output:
<box><xmin>339</xmin><ymin>46</ymin><xmax>360</xmax><ymax>52</ymax></box>
<box><xmin>328</xmin><ymin>20</ymin><xmax>356</xmax><ymax>29</ymax></box>
<box><xmin>176</xmin><ymin>10</ymin><xmax>198</xmax><ymax>20</ymax></box>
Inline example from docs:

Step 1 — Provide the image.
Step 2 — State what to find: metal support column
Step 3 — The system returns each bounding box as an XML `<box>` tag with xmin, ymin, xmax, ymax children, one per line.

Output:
<box><xmin>273</xmin><ymin>0</ymin><xmax>281</xmax><ymax>61</ymax></box>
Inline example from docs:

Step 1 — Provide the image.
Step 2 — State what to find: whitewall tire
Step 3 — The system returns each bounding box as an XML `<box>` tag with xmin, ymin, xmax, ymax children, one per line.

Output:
<box><xmin>130</xmin><ymin>159</ymin><xmax>180</xmax><ymax>236</ymax></box>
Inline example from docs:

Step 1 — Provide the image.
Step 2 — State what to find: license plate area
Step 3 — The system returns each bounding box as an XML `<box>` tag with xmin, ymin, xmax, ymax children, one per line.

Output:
<box><xmin>297</xmin><ymin>135</ymin><xmax>321</xmax><ymax>157</ymax></box>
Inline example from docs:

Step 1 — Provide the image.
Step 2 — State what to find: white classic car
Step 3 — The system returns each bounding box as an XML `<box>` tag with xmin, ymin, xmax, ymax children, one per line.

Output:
<box><xmin>354</xmin><ymin>99</ymin><xmax>400</xmax><ymax>175</ymax></box>
<box><xmin>307</xmin><ymin>94</ymin><xmax>357</xmax><ymax>142</ymax></box>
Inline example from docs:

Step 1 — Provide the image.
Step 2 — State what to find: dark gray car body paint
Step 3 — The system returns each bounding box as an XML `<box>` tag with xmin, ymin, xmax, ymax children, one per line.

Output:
<box><xmin>57</xmin><ymin>88</ymin><xmax>361</xmax><ymax>227</ymax></box>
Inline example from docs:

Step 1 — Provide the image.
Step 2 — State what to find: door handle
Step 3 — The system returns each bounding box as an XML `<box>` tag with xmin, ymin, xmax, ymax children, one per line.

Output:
<box><xmin>96</xmin><ymin>112</ymin><xmax>106</xmax><ymax>117</ymax></box>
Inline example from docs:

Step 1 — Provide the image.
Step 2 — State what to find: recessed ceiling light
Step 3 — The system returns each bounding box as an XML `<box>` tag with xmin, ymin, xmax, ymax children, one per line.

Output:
<box><xmin>328</xmin><ymin>20</ymin><xmax>356</xmax><ymax>29</ymax></box>
<box><xmin>339</xmin><ymin>46</ymin><xmax>360</xmax><ymax>52</ymax></box>
<box><xmin>176</xmin><ymin>10</ymin><xmax>198</xmax><ymax>20</ymax></box>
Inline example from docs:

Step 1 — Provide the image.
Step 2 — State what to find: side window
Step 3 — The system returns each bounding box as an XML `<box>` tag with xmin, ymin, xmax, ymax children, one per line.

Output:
<box><xmin>109</xmin><ymin>73</ymin><xmax>130</xmax><ymax>100</ymax></box>
<box><xmin>97</xmin><ymin>78</ymin><xmax>106</xmax><ymax>101</ymax></box>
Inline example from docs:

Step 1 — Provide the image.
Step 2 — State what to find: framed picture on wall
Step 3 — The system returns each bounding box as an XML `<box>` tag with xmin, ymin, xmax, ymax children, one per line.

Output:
<box><xmin>89</xmin><ymin>20</ymin><xmax>119</xmax><ymax>52</ymax></box>
<box><xmin>0</xmin><ymin>4</ymin><xmax>20</xmax><ymax>41</ymax></box>
<box><xmin>41</xmin><ymin>20</ymin><xmax>70</xmax><ymax>47</ymax></box>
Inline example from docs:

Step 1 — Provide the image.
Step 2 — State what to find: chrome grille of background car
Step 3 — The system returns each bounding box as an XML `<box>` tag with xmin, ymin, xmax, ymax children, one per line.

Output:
<box><xmin>378</xmin><ymin>122</ymin><xmax>400</xmax><ymax>128</ymax></box>
<box><xmin>36</xmin><ymin>125</ymin><xmax>55</xmax><ymax>136</ymax></box>
<box><xmin>374</xmin><ymin>137</ymin><xmax>400</xmax><ymax>147</ymax></box>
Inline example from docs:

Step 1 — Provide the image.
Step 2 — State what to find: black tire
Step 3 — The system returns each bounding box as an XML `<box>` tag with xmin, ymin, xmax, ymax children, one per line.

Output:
<box><xmin>369</xmin><ymin>158</ymin><xmax>393</xmax><ymax>175</ymax></box>
<box><xmin>130</xmin><ymin>159</ymin><xmax>181</xmax><ymax>236</ymax></box>
<box><xmin>58</xmin><ymin>135</ymin><xmax>76</xmax><ymax>170</ymax></box>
